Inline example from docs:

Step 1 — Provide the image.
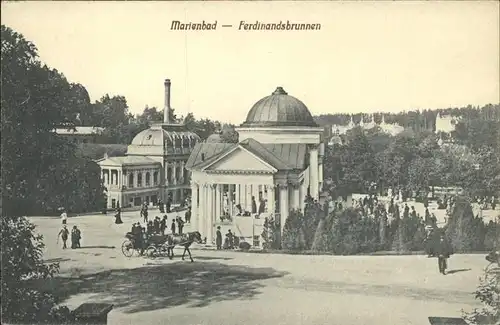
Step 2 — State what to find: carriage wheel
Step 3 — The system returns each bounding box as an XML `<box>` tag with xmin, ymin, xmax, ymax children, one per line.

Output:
<box><xmin>145</xmin><ymin>245</ymin><xmax>158</xmax><ymax>258</ymax></box>
<box><xmin>121</xmin><ymin>240</ymin><xmax>134</xmax><ymax>257</ymax></box>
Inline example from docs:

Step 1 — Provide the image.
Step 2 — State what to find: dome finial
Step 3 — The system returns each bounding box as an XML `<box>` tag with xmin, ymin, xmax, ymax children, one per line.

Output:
<box><xmin>272</xmin><ymin>87</ymin><xmax>288</xmax><ymax>95</ymax></box>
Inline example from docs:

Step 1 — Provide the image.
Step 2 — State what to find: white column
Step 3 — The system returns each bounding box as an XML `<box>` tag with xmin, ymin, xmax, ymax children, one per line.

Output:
<box><xmin>228</xmin><ymin>184</ymin><xmax>234</xmax><ymax>216</ymax></box>
<box><xmin>279</xmin><ymin>185</ymin><xmax>289</xmax><ymax>232</ymax></box>
<box><xmin>191</xmin><ymin>182</ymin><xmax>198</xmax><ymax>230</ymax></box>
<box><xmin>299</xmin><ymin>183</ymin><xmax>304</xmax><ymax>212</ymax></box>
<box><xmin>318</xmin><ymin>162</ymin><xmax>324</xmax><ymax>191</ymax></box>
<box><xmin>206</xmin><ymin>184</ymin><xmax>214</xmax><ymax>245</ymax></box>
<box><xmin>135</xmin><ymin>171</ymin><xmax>139</xmax><ymax>188</ymax></box>
<box><xmin>235</xmin><ymin>184</ymin><xmax>240</xmax><ymax>206</ymax></box>
<box><xmin>215</xmin><ymin>184</ymin><xmax>221</xmax><ymax>220</ymax></box>
<box><xmin>247</xmin><ymin>185</ymin><xmax>253</xmax><ymax>212</ymax></box>
<box><xmin>267</xmin><ymin>184</ymin><xmax>275</xmax><ymax>214</ymax></box>
<box><xmin>199</xmin><ymin>184</ymin><xmax>205</xmax><ymax>235</ymax></box>
<box><xmin>104</xmin><ymin>169</ymin><xmax>109</xmax><ymax>185</ymax></box>
<box><xmin>293</xmin><ymin>185</ymin><xmax>300</xmax><ymax>210</ymax></box>
<box><xmin>309</xmin><ymin>146</ymin><xmax>319</xmax><ymax>200</ymax></box>
<box><xmin>172</xmin><ymin>162</ymin><xmax>177</xmax><ymax>185</ymax></box>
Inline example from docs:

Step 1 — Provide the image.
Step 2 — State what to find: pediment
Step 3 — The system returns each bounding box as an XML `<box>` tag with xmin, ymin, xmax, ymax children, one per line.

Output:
<box><xmin>203</xmin><ymin>147</ymin><xmax>277</xmax><ymax>173</ymax></box>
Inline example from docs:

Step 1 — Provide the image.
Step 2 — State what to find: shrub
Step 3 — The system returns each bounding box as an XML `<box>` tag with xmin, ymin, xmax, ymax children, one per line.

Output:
<box><xmin>281</xmin><ymin>209</ymin><xmax>307</xmax><ymax>251</ymax></box>
<box><xmin>1</xmin><ymin>216</ymin><xmax>71</xmax><ymax>324</ymax></box>
<box><xmin>463</xmin><ymin>267</ymin><xmax>500</xmax><ymax>324</ymax></box>
<box><xmin>445</xmin><ymin>196</ymin><xmax>485</xmax><ymax>252</ymax></box>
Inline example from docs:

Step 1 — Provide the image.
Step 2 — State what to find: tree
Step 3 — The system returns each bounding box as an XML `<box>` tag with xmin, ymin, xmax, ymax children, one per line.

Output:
<box><xmin>1</xmin><ymin>25</ymin><xmax>103</xmax><ymax>322</ymax></box>
<box><xmin>1</xmin><ymin>217</ymin><xmax>64</xmax><ymax>323</ymax></box>
<box><xmin>445</xmin><ymin>196</ymin><xmax>484</xmax><ymax>252</ymax></box>
<box><xmin>281</xmin><ymin>210</ymin><xmax>307</xmax><ymax>251</ymax></box>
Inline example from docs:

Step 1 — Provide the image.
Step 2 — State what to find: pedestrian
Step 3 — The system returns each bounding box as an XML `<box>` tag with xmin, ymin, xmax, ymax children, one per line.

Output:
<box><xmin>60</xmin><ymin>208</ymin><xmax>68</xmax><ymax>225</ymax></box>
<box><xmin>166</xmin><ymin>195</ymin><xmax>172</xmax><ymax>213</ymax></box>
<box><xmin>142</xmin><ymin>203</ymin><xmax>149</xmax><ymax>223</ymax></box>
<box><xmin>251</xmin><ymin>196</ymin><xmax>257</xmax><ymax>214</ymax></box>
<box><xmin>114</xmin><ymin>206</ymin><xmax>123</xmax><ymax>224</ymax></box>
<box><xmin>434</xmin><ymin>234</ymin><xmax>453</xmax><ymax>275</ymax></box>
<box><xmin>216</xmin><ymin>226</ymin><xmax>222</xmax><ymax>250</ymax></box>
<box><xmin>185</xmin><ymin>207</ymin><xmax>191</xmax><ymax>223</ymax></box>
<box><xmin>177</xmin><ymin>216</ymin><xmax>184</xmax><ymax>235</ymax></box>
<box><xmin>154</xmin><ymin>216</ymin><xmax>160</xmax><ymax>234</ymax></box>
<box><xmin>71</xmin><ymin>226</ymin><xmax>81</xmax><ymax>249</ymax></box>
<box><xmin>171</xmin><ymin>219</ymin><xmax>176</xmax><ymax>235</ymax></box>
<box><xmin>57</xmin><ymin>225</ymin><xmax>69</xmax><ymax>249</ymax></box>
<box><xmin>160</xmin><ymin>215</ymin><xmax>167</xmax><ymax>235</ymax></box>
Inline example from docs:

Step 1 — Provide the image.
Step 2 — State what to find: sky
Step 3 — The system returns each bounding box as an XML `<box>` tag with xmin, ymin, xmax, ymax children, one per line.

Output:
<box><xmin>2</xmin><ymin>1</ymin><xmax>499</xmax><ymax>124</ymax></box>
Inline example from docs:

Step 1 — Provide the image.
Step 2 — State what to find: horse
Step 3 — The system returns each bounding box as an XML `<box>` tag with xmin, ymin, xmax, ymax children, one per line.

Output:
<box><xmin>166</xmin><ymin>231</ymin><xmax>203</xmax><ymax>262</ymax></box>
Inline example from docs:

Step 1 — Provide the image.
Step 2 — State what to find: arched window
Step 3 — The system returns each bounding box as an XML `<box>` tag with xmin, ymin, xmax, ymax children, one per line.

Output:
<box><xmin>128</xmin><ymin>173</ymin><xmax>134</xmax><ymax>188</ymax></box>
<box><xmin>145</xmin><ymin>172</ymin><xmax>151</xmax><ymax>186</ymax></box>
<box><xmin>153</xmin><ymin>171</ymin><xmax>159</xmax><ymax>185</ymax></box>
<box><xmin>182</xmin><ymin>136</ymin><xmax>189</xmax><ymax>148</ymax></box>
<box><xmin>167</xmin><ymin>167</ymin><xmax>172</xmax><ymax>184</ymax></box>
<box><xmin>137</xmin><ymin>173</ymin><xmax>143</xmax><ymax>187</ymax></box>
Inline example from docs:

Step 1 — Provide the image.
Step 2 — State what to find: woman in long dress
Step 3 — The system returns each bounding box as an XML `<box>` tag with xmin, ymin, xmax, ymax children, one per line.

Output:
<box><xmin>114</xmin><ymin>206</ymin><xmax>123</xmax><ymax>224</ymax></box>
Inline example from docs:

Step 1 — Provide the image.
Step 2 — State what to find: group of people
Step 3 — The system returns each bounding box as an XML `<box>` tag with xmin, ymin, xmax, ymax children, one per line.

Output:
<box><xmin>57</xmin><ymin>208</ymin><xmax>82</xmax><ymax>249</ymax></box>
<box><xmin>215</xmin><ymin>227</ymin><xmax>239</xmax><ymax>250</ymax></box>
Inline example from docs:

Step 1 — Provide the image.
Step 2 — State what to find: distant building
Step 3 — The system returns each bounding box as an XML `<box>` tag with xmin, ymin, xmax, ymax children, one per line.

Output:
<box><xmin>55</xmin><ymin>126</ymin><xmax>105</xmax><ymax>144</ymax></box>
<box><xmin>97</xmin><ymin>79</ymin><xmax>201</xmax><ymax>209</ymax></box>
<box><xmin>328</xmin><ymin>114</ymin><xmax>404</xmax><ymax>144</ymax></box>
<box><xmin>435</xmin><ymin>112</ymin><xmax>461</xmax><ymax>134</ymax></box>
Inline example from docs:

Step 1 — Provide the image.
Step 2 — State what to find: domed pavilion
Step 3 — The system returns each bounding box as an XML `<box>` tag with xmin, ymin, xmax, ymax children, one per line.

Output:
<box><xmin>186</xmin><ymin>86</ymin><xmax>325</xmax><ymax>247</ymax></box>
<box><xmin>98</xmin><ymin>79</ymin><xmax>200</xmax><ymax>209</ymax></box>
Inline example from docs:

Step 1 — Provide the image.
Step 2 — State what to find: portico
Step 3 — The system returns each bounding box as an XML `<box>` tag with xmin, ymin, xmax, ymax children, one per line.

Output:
<box><xmin>186</xmin><ymin>86</ymin><xmax>325</xmax><ymax>247</ymax></box>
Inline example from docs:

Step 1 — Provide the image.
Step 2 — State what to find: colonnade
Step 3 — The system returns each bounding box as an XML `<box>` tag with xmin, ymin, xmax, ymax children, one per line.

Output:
<box><xmin>190</xmin><ymin>182</ymin><xmax>305</xmax><ymax>245</ymax></box>
<box><xmin>101</xmin><ymin>168</ymin><xmax>160</xmax><ymax>189</ymax></box>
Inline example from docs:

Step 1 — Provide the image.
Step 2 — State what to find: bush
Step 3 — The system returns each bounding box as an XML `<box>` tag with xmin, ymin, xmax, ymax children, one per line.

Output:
<box><xmin>463</xmin><ymin>267</ymin><xmax>500</xmax><ymax>324</ymax></box>
<box><xmin>281</xmin><ymin>210</ymin><xmax>307</xmax><ymax>251</ymax></box>
<box><xmin>445</xmin><ymin>197</ymin><xmax>485</xmax><ymax>252</ymax></box>
<box><xmin>1</xmin><ymin>216</ymin><xmax>70</xmax><ymax>324</ymax></box>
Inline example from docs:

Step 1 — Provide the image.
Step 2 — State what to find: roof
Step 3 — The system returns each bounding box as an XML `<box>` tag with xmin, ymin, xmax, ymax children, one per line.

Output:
<box><xmin>185</xmin><ymin>142</ymin><xmax>236</xmax><ymax>169</ymax></box>
<box><xmin>97</xmin><ymin>156</ymin><xmax>160</xmax><ymax>167</ymax></box>
<box><xmin>186</xmin><ymin>138</ymin><xmax>307</xmax><ymax>171</ymax></box>
<box><xmin>55</xmin><ymin>126</ymin><xmax>105</xmax><ymax>135</ymax></box>
<box><xmin>241</xmin><ymin>87</ymin><xmax>318</xmax><ymax>128</ymax></box>
<box><xmin>206</xmin><ymin>132</ymin><xmax>224</xmax><ymax>143</ymax></box>
<box><xmin>131</xmin><ymin>125</ymin><xmax>200</xmax><ymax>146</ymax></box>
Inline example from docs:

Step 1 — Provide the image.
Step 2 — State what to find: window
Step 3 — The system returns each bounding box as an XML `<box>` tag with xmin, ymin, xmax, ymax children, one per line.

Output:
<box><xmin>137</xmin><ymin>173</ymin><xmax>142</xmax><ymax>187</ymax></box>
<box><xmin>153</xmin><ymin>172</ymin><xmax>158</xmax><ymax>185</ymax></box>
<box><xmin>145</xmin><ymin>172</ymin><xmax>151</xmax><ymax>186</ymax></box>
<box><xmin>128</xmin><ymin>174</ymin><xmax>134</xmax><ymax>188</ymax></box>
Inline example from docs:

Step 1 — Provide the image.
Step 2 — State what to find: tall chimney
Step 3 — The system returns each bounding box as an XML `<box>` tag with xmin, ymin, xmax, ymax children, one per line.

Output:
<box><xmin>163</xmin><ymin>79</ymin><xmax>171</xmax><ymax>123</ymax></box>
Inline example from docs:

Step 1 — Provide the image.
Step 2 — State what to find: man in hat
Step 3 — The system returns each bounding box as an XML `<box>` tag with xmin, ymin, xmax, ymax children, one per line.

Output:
<box><xmin>216</xmin><ymin>226</ymin><xmax>222</xmax><ymax>250</ymax></box>
<box><xmin>434</xmin><ymin>234</ymin><xmax>453</xmax><ymax>275</ymax></box>
<box><xmin>57</xmin><ymin>225</ymin><xmax>69</xmax><ymax>249</ymax></box>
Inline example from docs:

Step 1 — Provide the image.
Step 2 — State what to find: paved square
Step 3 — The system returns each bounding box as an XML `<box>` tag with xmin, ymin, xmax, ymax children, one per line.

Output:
<box><xmin>32</xmin><ymin>210</ymin><xmax>487</xmax><ymax>325</ymax></box>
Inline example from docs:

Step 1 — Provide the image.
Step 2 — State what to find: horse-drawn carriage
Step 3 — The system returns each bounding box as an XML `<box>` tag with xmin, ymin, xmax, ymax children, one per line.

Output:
<box><xmin>121</xmin><ymin>230</ymin><xmax>203</xmax><ymax>262</ymax></box>
<box><xmin>121</xmin><ymin>232</ymin><xmax>171</xmax><ymax>257</ymax></box>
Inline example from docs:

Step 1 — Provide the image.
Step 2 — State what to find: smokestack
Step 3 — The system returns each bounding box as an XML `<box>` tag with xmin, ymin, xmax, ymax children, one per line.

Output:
<box><xmin>163</xmin><ymin>79</ymin><xmax>171</xmax><ymax>123</ymax></box>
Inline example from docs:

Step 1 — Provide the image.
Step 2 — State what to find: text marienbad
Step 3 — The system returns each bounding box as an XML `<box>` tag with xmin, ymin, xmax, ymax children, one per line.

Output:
<box><xmin>171</xmin><ymin>20</ymin><xmax>322</xmax><ymax>31</ymax></box>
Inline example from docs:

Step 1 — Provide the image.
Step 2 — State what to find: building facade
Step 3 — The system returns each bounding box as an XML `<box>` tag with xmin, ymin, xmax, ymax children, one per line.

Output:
<box><xmin>186</xmin><ymin>86</ymin><xmax>325</xmax><ymax>246</ymax></box>
<box><xmin>55</xmin><ymin>126</ymin><xmax>105</xmax><ymax>144</ymax></box>
<box><xmin>97</xmin><ymin>79</ymin><xmax>200</xmax><ymax>208</ymax></box>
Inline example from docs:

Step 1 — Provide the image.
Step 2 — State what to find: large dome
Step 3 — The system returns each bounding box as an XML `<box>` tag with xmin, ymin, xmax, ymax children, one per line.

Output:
<box><xmin>241</xmin><ymin>87</ymin><xmax>318</xmax><ymax>127</ymax></box>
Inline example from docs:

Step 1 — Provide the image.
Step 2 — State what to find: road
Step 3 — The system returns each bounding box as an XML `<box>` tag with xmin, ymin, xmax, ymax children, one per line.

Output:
<box><xmin>29</xmin><ymin>210</ymin><xmax>487</xmax><ymax>325</ymax></box>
